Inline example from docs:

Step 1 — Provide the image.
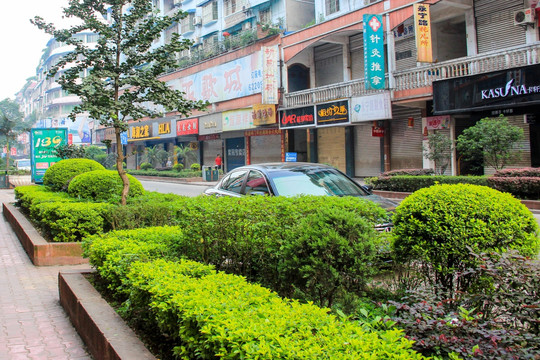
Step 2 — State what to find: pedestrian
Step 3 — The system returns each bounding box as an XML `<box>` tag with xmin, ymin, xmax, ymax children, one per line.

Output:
<box><xmin>215</xmin><ymin>154</ymin><xmax>222</xmax><ymax>170</ymax></box>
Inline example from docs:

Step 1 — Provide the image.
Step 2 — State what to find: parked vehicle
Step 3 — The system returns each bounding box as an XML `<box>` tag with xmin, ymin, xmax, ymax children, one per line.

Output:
<box><xmin>204</xmin><ymin>162</ymin><xmax>397</xmax><ymax>231</ymax></box>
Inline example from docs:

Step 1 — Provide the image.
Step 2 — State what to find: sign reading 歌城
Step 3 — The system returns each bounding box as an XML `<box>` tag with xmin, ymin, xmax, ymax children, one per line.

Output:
<box><xmin>30</xmin><ymin>128</ymin><xmax>68</xmax><ymax>184</ymax></box>
<box><xmin>363</xmin><ymin>14</ymin><xmax>386</xmax><ymax>90</ymax></box>
<box><xmin>414</xmin><ymin>4</ymin><xmax>433</xmax><ymax>63</ymax></box>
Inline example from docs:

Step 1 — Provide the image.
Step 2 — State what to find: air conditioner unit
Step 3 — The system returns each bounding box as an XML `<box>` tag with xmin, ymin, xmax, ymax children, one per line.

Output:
<box><xmin>193</xmin><ymin>16</ymin><xmax>202</xmax><ymax>26</ymax></box>
<box><xmin>514</xmin><ymin>8</ymin><xmax>535</xmax><ymax>26</ymax></box>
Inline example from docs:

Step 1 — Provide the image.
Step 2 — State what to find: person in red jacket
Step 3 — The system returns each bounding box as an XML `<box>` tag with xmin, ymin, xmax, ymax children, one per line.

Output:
<box><xmin>214</xmin><ymin>154</ymin><xmax>222</xmax><ymax>170</ymax></box>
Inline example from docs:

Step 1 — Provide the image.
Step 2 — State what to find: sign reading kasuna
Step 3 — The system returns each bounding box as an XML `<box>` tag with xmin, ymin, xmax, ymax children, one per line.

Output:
<box><xmin>30</xmin><ymin>128</ymin><xmax>68</xmax><ymax>184</ymax></box>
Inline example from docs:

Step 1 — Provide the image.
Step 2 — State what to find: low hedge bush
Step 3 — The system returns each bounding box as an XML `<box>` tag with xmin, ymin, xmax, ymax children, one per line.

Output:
<box><xmin>371</xmin><ymin>175</ymin><xmax>489</xmax><ymax>192</ymax></box>
<box><xmin>42</xmin><ymin>158</ymin><xmax>105</xmax><ymax>191</ymax></box>
<box><xmin>493</xmin><ymin>167</ymin><xmax>540</xmax><ymax>177</ymax></box>
<box><xmin>139</xmin><ymin>162</ymin><xmax>153</xmax><ymax>170</ymax></box>
<box><xmin>127</xmin><ymin>168</ymin><xmax>201</xmax><ymax>178</ymax></box>
<box><xmin>487</xmin><ymin>176</ymin><xmax>540</xmax><ymax>200</ymax></box>
<box><xmin>34</xmin><ymin>201</ymin><xmax>114</xmax><ymax>242</ymax></box>
<box><xmin>380</xmin><ymin>169</ymin><xmax>435</xmax><ymax>177</ymax></box>
<box><xmin>121</xmin><ymin>259</ymin><xmax>424</xmax><ymax>360</ymax></box>
<box><xmin>393</xmin><ymin>184</ymin><xmax>539</xmax><ymax>295</ymax></box>
<box><xmin>68</xmin><ymin>170</ymin><xmax>145</xmax><ymax>201</ymax></box>
<box><xmin>14</xmin><ymin>185</ymin><xmax>75</xmax><ymax>220</ymax></box>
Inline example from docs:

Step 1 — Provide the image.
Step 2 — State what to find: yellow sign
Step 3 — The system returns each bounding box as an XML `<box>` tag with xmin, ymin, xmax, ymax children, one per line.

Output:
<box><xmin>414</xmin><ymin>4</ymin><xmax>433</xmax><ymax>63</ymax></box>
<box><xmin>131</xmin><ymin>125</ymin><xmax>152</xmax><ymax>139</ymax></box>
<box><xmin>158</xmin><ymin>122</ymin><xmax>171</xmax><ymax>135</ymax></box>
<box><xmin>252</xmin><ymin>104</ymin><xmax>277</xmax><ymax>126</ymax></box>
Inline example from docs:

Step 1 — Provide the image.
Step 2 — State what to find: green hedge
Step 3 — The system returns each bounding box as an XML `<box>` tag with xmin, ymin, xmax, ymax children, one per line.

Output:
<box><xmin>127</xmin><ymin>168</ymin><xmax>202</xmax><ymax>178</ymax></box>
<box><xmin>68</xmin><ymin>170</ymin><xmax>144</xmax><ymax>201</ymax></box>
<box><xmin>87</xmin><ymin>194</ymin><xmax>388</xmax><ymax>308</ymax></box>
<box><xmin>121</xmin><ymin>259</ymin><xmax>425</xmax><ymax>359</ymax></box>
<box><xmin>34</xmin><ymin>201</ymin><xmax>113</xmax><ymax>242</ymax></box>
<box><xmin>43</xmin><ymin>158</ymin><xmax>105</xmax><ymax>191</ymax></box>
<box><xmin>371</xmin><ymin>175</ymin><xmax>489</xmax><ymax>192</ymax></box>
<box><xmin>14</xmin><ymin>185</ymin><xmax>75</xmax><ymax>219</ymax></box>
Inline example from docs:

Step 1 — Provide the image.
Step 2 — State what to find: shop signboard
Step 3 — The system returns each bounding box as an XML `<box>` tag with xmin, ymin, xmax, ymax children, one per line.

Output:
<box><xmin>433</xmin><ymin>64</ymin><xmax>540</xmax><ymax>114</ymax></box>
<box><xmin>426</xmin><ymin>115</ymin><xmax>450</xmax><ymax>130</ymax></box>
<box><xmin>285</xmin><ymin>152</ymin><xmax>297</xmax><ymax>162</ymax></box>
<box><xmin>199</xmin><ymin>113</ymin><xmax>223</xmax><ymax>135</ymax></box>
<box><xmin>372</xmin><ymin>126</ymin><xmax>385</xmax><ymax>137</ymax></box>
<box><xmin>252</xmin><ymin>104</ymin><xmax>277</xmax><ymax>126</ymax></box>
<box><xmin>223</xmin><ymin>108</ymin><xmax>255</xmax><ymax>132</ymax></box>
<box><xmin>414</xmin><ymin>4</ymin><xmax>433</xmax><ymax>63</ymax></box>
<box><xmin>351</xmin><ymin>92</ymin><xmax>392</xmax><ymax>122</ymax></box>
<box><xmin>30</xmin><ymin>128</ymin><xmax>68</xmax><ymax>184</ymax></box>
<box><xmin>177</xmin><ymin>118</ymin><xmax>199</xmax><ymax>136</ymax></box>
<box><xmin>363</xmin><ymin>14</ymin><xmax>386</xmax><ymax>90</ymax></box>
<box><xmin>316</xmin><ymin>100</ymin><xmax>350</xmax><ymax>127</ymax></box>
<box><xmin>279</xmin><ymin>106</ymin><xmax>315</xmax><ymax>129</ymax></box>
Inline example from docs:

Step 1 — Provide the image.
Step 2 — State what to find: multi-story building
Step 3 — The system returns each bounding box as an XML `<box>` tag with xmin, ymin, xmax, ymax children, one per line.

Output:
<box><xmin>20</xmin><ymin>33</ymin><xmax>99</xmax><ymax>146</ymax></box>
<box><xmin>22</xmin><ymin>0</ymin><xmax>540</xmax><ymax>176</ymax></box>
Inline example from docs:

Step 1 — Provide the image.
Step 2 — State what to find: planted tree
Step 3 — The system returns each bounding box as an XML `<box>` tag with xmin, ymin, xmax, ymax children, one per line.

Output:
<box><xmin>456</xmin><ymin>115</ymin><xmax>524</xmax><ymax>171</ymax></box>
<box><xmin>32</xmin><ymin>0</ymin><xmax>208</xmax><ymax>205</ymax></box>
<box><xmin>422</xmin><ymin>132</ymin><xmax>453</xmax><ymax>175</ymax></box>
<box><xmin>0</xmin><ymin>98</ymin><xmax>34</xmax><ymax>172</ymax></box>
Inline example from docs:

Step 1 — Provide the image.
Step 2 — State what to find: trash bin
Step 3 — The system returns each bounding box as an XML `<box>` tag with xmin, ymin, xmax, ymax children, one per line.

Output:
<box><xmin>211</xmin><ymin>168</ymin><xmax>219</xmax><ymax>181</ymax></box>
<box><xmin>202</xmin><ymin>166</ymin><xmax>212</xmax><ymax>181</ymax></box>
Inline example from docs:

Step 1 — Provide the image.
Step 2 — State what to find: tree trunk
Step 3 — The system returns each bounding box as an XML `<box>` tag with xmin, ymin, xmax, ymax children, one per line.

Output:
<box><xmin>115</xmin><ymin>129</ymin><xmax>129</xmax><ymax>206</ymax></box>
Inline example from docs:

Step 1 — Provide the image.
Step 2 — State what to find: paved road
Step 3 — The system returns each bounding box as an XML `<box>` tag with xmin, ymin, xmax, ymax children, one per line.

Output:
<box><xmin>139</xmin><ymin>180</ymin><xmax>210</xmax><ymax>197</ymax></box>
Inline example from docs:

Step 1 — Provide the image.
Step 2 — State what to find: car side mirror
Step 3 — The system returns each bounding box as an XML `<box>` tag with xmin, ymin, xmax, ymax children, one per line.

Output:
<box><xmin>362</xmin><ymin>184</ymin><xmax>373</xmax><ymax>194</ymax></box>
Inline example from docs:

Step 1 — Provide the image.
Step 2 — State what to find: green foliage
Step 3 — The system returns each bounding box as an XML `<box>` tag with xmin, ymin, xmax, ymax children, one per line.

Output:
<box><xmin>0</xmin><ymin>98</ymin><xmax>35</xmax><ymax>170</ymax></box>
<box><xmin>68</xmin><ymin>170</ymin><xmax>144</xmax><ymax>202</ymax></box>
<box><xmin>34</xmin><ymin>201</ymin><xmax>113</xmax><ymax>242</ymax></box>
<box><xmin>392</xmin><ymin>184</ymin><xmax>539</xmax><ymax>295</ymax></box>
<box><xmin>190</xmin><ymin>163</ymin><xmax>200</xmax><ymax>171</ymax></box>
<box><xmin>174</xmin><ymin>144</ymin><xmax>197</xmax><ymax>168</ymax></box>
<box><xmin>43</xmin><ymin>158</ymin><xmax>105</xmax><ymax>192</ymax></box>
<box><xmin>422</xmin><ymin>132</ymin><xmax>453</xmax><ymax>175</ymax></box>
<box><xmin>54</xmin><ymin>144</ymin><xmax>86</xmax><ymax>159</ymax></box>
<box><xmin>371</xmin><ymin>175</ymin><xmax>488</xmax><ymax>192</ymax></box>
<box><xmin>119</xmin><ymin>259</ymin><xmax>424</xmax><ymax>359</ymax></box>
<box><xmin>144</xmin><ymin>145</ymin><xmax>168</xmax><ymax>167</ymax></box>
<box><xmin>456</xmin><ymin>115</ymin><xmax>524</xmax><ymax>171</ymax></box>
<box><xmin>172</xmin><ymin>163</ymin><xmax>183</xmax><ymax>172</ymax></box>
<box><xmin>84</xmin><ymin>145</ymin><xmax>106</xmax><ymax>161</ymax></box>
<box><xmin>32</xmin><ymin>0</ymin><xmax>208</xmax><ymax>205</ymax></box>
<box><xmin>126</xmin><ymin>168</ymin><xmax>201</xmax><ymax>178</ymax></box>
<box><xmin>139</xmin><ymin>162</ymin><xmax>153</xmax><ymax>170</ymax></box>
<box><xmin>14</xmin><ymin>185</ymin><xmax>75</xmax><ymax>219</ymax></box>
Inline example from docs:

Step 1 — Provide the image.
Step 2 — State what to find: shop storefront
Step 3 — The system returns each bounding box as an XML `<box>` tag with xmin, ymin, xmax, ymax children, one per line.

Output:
<box><xmin>279</xmin><ymin>105</ymin><xmax>316</xmax><ymax>163</ymax></box>
<box><xmin>222</xmin><ymin>108</ymin><xmax>255</xmax><ymax>171</ymax></box>
<box><xmin>433</xmin><ymin>64</ymin><xmax>540</xmax><ymax>173</ymax></box>
<box><xmin>350</xmin><ymin>92</ymin><xmax>392</xmax><ymax>177</ymax></box>
<box><xmin>126</xmin><ymin>118</ymin><xmax>177</xmax><ymax>169</ymax></box>
<box><xmin>315</xmin><ymin>100</ymin><xmax>350</xmax><ymax>173</ymax></box>
<box><xmin>247</xmin><ymin>104</ymin><xmax>282</xmax><ymax>164</ymax></box>
<box><xmin>199</xmin><ymin>113</ymin><xmax>223</xmax><ymax>167</ymax></box>
<box><xmin>176</xmin><ymin>118</ymin><xmax>200</xmax><ymax>168</ymax></box>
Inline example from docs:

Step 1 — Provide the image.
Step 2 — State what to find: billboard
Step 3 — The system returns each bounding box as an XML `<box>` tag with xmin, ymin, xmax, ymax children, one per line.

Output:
<box><xmin>30</xmin><ymin>128</ymin><xmax>68</xmax><ymax>184</ymax></box>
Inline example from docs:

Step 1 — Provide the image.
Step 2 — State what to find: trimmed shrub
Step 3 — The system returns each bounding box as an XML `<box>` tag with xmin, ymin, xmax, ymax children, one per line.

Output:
<box><xmin>68</xmin><ymin>170</ymin><xmax>145</xmax><ymax>201</ymax></box>
<box><xmin>487</xmin><ymin>176</ymin><xmax>540</xmax><ymax>200</ymax></box>
<box><xmin>35</xmin><ymin>201</ymin><xmax>113</xmax><ymax>242</ymax></box>
<box><xmin>14</xmin><ymin>185</ymin><xmax>75</xmax><ymax>219</ymax></box>
<box><xmin>172</xmin><ymin>163</ymin><xmax>183</xmax><ymax>172</ymax></box>
<box><xmin>42</xmin><ymin>158</ymin><xmax>105</xmax><ymax>191</ymax></box>
<box><xmin>139</xmin><ymin>162</ymin><xmax>153</xmax><ymax>170</ymax></box>
<box><xmin>371</xmin><ymin>175</ymin><xmax>489</xmax><ymax>192</ymax></box>
<box><xmin>493</xmin><ymin>167</ymin><xmax>540</xmax><ymax>177</ymax></box>
<box><xmin>380</xmin><ymin>168</ymin><xmax>435</xmax><ymax>177</ymax></box>
<box><xmin>190</xmin><ymin>163</ymin><xmax>201</xmax><ymax>171</ymax></box>
<box><xmin>393</xmin><ymin>184</ymin><xmax>539</xmax><ymax>294</ymax></box>
<box><xmin>122</xmin><ymin>259</ymin><xmax>424</xmax><ymax>360</ymax></box>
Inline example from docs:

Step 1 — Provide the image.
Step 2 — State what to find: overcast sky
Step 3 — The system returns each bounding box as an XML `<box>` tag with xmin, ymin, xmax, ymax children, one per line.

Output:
<box><xmin>0</xmin><ymin>0</ymin><xmax>70</xmax><ymax>100</ymax></box>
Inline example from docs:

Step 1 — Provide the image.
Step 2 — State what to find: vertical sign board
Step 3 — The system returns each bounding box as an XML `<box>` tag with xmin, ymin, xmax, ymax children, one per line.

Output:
<box><xmin>30</xmin><ymin>128</ymin><xmax>68</xmax><ymax>184</ymax></box>
<box><xmin>414</xmin><ymin>4</ymin><xmax>433</xmax><ymax>63</ymax></box>
<box><xmin>363</xmin><ymin>14</ymin><xmax>386</xmax><ymax>90</ymax></box>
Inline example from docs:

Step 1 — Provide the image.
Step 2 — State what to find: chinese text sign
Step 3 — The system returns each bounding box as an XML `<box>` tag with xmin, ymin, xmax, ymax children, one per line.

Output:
<box><xmin>31</xmin><ymin>128</ymin><xmax>67</xmax><ymax>184</ymax></box>
<box><xmin>363</xmin><ymin>14</ymin><xmax>386</xmax><ymax>90</ymax></box>
<box><xmin>414</xmin><ymin>4</ymin><xmax>433</xmax><ymax>63</ymax></box>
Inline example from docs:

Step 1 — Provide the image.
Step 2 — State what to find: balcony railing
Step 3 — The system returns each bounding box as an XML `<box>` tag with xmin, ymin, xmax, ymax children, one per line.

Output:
<box><xmin>283</xmin><ymin>43</ymin><xmax>540</xmax><ymax>108</ymax></box>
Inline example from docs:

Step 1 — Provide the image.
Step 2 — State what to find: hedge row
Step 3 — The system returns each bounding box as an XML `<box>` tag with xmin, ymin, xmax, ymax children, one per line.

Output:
<box><xmin>86</xmin><ymin>239</ymin><xmax>425</xmax><ymax>360</ymax></box>
<box><xmin>87</xmin><ymin>194</ymin><xmax>389</xmax><ymax>308</ymax></box>
<box><xmin>15</xmin><ymin>185</ymin><xmax>113</xmax><ymax>242</ymax></box>
<box><xmin>487</xmin><ymin>176</ymin><xmax>540</xmax><ymax>200</ymax></box>
<box><xmin>370</xmin><ymin>175</ymin><xmax>489</xmax><ymax>193</ymax></box>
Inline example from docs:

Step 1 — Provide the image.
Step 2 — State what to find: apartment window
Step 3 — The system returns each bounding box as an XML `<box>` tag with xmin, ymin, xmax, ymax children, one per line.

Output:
<box><xmin>202</xmin><ymin>1</ymin><xmax>218</xmax><ymax>24</ymax></box>
<box><xmin>165</xmin><ymin>24</ymin><xmax>178</xmax><ymax>43</ymax></box>
<box><xmin>87</xmin><ymin>34</ymin><xmax>100</xmax><ymax>43</ymax></box>
<box><xmin>181</xmin><ymin>14</ymin><xmax>195</xmax><ymax>33</ymax></box>
<box><xmin>223</xmin><ymin>0</ymin><xmax>249</xmax><ymax>16</ymax></box>
<box><xmin>325</xmin><ymin>0</ymin><xmax>339</xmax><ymax>15</ymax></box>
<box><xmin>259</xmin><ymin>8</ymin><xmax>271</xmax><ymax>25</ymax></box>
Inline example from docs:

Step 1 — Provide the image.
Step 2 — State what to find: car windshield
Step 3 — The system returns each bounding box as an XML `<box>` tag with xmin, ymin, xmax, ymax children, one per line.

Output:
<box><xmin>270</xmin><ymin>169</ymin><xmax>368</xmax><ymax>197</ymax></box>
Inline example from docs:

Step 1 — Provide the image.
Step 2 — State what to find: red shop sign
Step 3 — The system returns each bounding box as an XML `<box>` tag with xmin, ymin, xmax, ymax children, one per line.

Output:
<box><xmin>372</xmin><ymin>126</ymin><xmax>385</xmax><ymax>137</ymax></box>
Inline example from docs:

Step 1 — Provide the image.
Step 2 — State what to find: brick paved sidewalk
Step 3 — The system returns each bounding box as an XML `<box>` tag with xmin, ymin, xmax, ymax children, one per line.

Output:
<box><xmin>0</xmin><ymin>190</ymin><xmax>92</xmax><ymax>360</ymax></box>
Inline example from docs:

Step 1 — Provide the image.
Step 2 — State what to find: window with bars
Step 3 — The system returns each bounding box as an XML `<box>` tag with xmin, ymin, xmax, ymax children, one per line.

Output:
<box><xmin>258</xmin><ymin>8</ymin><xmax>271</xmax><ymax>25</ymax></box>
<box><xmin>325</xmin><ymin>0</ymin><xmax>339</xmax><ymax>15</ymax></box>
<box><xmin>223</xmin><ymin>0</ymin><xmax>249</xmax><ymax>16</ymax></box>
<box><xmin>202</xmin><ymin>1</ymin><xmax>218</xmax><ymax>24</ymax></box>
<box><xmin>181</xmin><ymin>14</ymin><xmax>195</xmax><ymax>33</ymax></box>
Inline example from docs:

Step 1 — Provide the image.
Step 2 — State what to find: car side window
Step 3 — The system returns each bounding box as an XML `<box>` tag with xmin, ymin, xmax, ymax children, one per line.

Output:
<box><xmin>220</xmin><ymin>170</ymin><xmax>248</xmax><ymax>194</ymax></box>
<box><xmin>244</xmin><ymin>170</ymin><xmax>270</xmax><ymax>195</ymax></box>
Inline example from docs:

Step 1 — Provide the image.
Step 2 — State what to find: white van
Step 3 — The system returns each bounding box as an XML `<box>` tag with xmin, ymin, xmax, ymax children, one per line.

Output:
<box><xmin>15</xmin><ymin>159</ymin><xmax>31</xmax><ymax>171</ymax></box>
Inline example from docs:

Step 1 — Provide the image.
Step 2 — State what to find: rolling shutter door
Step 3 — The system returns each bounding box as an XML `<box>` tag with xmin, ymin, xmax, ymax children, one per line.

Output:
<box><xmin>317</xmin><ymin>127</ymin><xmax>347</xmax><ymax>172</ymax></box>
<box><xmin>390</xmin><ymin>106</ymin><xmax>423</xmax><ymax>170</ymax></box>
<box><xmin>315</xmin><ymin>43</ymin><xmax>344</xmax><ymax>86</ymax></box>
<box><xmin>475</xmin><ymin>0</ymin><xmax>526</xmax><ymax>53</ymax></box>
<box><xmin>395</xmin><ymin>36</ymin><xmax>416</xmax><ymax>71</ymax></box>
<box><xmin>354</xmin><ymin>123</ymin><xmax>382</xmax><ymax>177</ymax></box>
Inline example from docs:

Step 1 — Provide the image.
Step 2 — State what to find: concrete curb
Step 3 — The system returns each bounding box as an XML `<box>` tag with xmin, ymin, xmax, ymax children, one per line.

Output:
<box><xmin>59</xmin><ymin>270</ymin><xmax>155</xmax><ymax>360</ymax></box>
<box><xmin>3</xmin><ymin>203</ymin><xmax>88</xmax><ymax>266</ymax></box>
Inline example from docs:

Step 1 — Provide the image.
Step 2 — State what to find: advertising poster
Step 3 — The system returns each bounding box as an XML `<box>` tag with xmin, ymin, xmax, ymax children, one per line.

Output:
<box><xmin>30</xmin><ymin>128</ymin><xmax>68</xmax><ymax>184</ymax></box>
